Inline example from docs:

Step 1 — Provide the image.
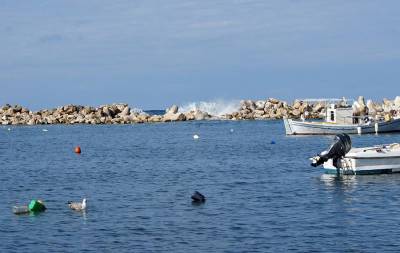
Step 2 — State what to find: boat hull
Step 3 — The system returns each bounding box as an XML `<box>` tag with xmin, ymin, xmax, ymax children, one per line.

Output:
<box><xmin>324</xmin><ymin>168</ymin><xmax>399</xmax><ymax>175</ymax></box>
<box><xmin>284</xmin><ymin>118</ymin><xmax>400</xmax><ymax>135</ymax></box>
<box><xmin>323</xmin><ymin>151</ymin><xmax>400</xmax><ymax>175</ymax></box>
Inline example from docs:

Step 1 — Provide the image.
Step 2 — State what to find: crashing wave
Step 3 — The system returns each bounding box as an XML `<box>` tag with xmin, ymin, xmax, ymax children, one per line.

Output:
<box><xmin>178</xmin><ymin>100</ymin><xmax>240</xmax><ymax>117</ymax></box>
<box><xmin>131</xmin><ymin>107</ymin><xmax>144</xmax><ymax>114</ymax></box>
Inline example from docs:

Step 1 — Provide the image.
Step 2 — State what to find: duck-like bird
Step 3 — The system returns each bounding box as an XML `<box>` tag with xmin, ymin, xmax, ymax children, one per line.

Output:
<box><xmin>68</xmin><ymin>198</ymin><xmax>87</xmax><ymax>211</ymax></box>
<box><xmin>191</xmin><ymin>191</ymin><xmax>206</xmax><ymax>203</ymax></box>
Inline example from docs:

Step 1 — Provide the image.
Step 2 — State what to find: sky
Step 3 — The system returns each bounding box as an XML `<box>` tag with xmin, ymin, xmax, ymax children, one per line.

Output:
<box><xmin>1</xmin><ymin>0</ymin><xmax>400</xmax><ymax>110</ymax></box>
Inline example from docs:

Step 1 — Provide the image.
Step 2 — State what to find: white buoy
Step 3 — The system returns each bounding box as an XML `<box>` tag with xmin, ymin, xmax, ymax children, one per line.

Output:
<box><xmin>230</xmin><ymin>129</ymin><xmax>234</xmax><ymax>133</ymax></box>
<box><xmin>7</xmin><ymin>128</ymin><xmax>11</xmax><ymax>131</ymax></box>
<box><xmin>357</xmin><ymin>126</ymin><xmax>362</xmax><ymax>135</ymax></box>
<box><xmin>193</xmin><ymin>134</ymin><xmax>199</xmax><ymax>140</ymax></box>
<box><xmin>374</xmin><ymin>122</ymin><xmax>379</xmax><ymax>134</ymax></box>
<box><xmin>42</xmin><ymin>129</ymin><xmax>48</xmax><ymax>132</ymax></box>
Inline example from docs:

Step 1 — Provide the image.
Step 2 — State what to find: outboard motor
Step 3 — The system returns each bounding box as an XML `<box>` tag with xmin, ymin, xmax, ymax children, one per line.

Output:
<box><xmin>311</xmin><ymin>133</ymin><xmax>352</xmax><ymax>168</ymax></box>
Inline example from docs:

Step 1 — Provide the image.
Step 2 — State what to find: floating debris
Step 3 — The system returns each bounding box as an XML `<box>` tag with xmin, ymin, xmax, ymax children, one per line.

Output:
<box><xmin>13</xmin><ymin>206</ymin><xmax>30</xmax><ymax>215</ymax></box>
<box><xmin>193</xmin><ymin>134</ymin><xmax>199</xmax><ymax>140</ymax></box>
<box><xmin>13</xmin><ymin>199</ymin><xmax>46</xmax><ymax>215</ymax></box>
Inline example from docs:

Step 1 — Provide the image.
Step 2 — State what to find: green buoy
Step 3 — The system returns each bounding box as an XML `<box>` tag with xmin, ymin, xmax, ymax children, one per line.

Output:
<box><xmin>28</xmin><ymin>200</ymin><xmax>46</xmax><ymax>212</ymax></box>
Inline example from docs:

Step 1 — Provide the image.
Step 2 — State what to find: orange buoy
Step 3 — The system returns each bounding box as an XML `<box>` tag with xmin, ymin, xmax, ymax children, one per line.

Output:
<box><xmin>74</xmin><ymin>146</ymin><xmax>81</xmax><ymax>154</ymax></box>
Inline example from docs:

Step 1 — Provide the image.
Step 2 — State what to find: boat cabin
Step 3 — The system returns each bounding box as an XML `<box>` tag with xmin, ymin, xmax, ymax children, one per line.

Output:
<box><xmin>326</xmin><ymin>104</ymin><xmax>353</xmax><ymax>124</ymax></box>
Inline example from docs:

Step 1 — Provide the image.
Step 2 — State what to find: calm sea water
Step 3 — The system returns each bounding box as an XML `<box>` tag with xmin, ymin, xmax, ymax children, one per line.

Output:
<box><xmin>1</xmin><ymin>121</ymin><xmax>400</xmax><ymax>252</ymax></box>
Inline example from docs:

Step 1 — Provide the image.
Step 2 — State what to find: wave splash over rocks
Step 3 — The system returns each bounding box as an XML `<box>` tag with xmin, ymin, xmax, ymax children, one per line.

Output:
<box><xmin>179</xmin><ymin>100</ymin><xmax>240</xmax><ymax>117</ymax></box>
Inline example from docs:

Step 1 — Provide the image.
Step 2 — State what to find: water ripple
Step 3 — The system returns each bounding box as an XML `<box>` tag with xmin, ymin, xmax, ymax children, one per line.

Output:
<box><xmin>1</xmin><ymin>122</ymin><xmax>400</xmax><ymax>252</ymax></box>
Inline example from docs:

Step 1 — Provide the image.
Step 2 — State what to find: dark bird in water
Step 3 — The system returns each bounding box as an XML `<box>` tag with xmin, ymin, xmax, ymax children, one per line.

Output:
<box><xmin>191</xmin><ymin>191</ymin><xmax>206</xmax><ymax>203</ymax></box>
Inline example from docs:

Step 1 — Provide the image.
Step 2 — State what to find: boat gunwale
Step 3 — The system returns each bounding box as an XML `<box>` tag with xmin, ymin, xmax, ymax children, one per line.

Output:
<box><xmin>285</xmin><ymin>118</ymin><xmax>400</xmax><ymax>135</ymax></box>
<box><xmin>288</xmin><ymin>118</ymin><xmax>400</xmax><ymax>128</ymax></box>
<box><xmin>345</xmin><ymin>154</ymin><xmax>400</xmax><ymax>159</ymax></box>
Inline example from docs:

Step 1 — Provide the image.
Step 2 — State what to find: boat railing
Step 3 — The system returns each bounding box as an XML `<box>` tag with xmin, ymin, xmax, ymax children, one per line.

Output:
<box><xmin>360</xmin><ymin>143</ymin><xmax>400</xmax><ymax>152</ymax></box>
<box><xmin>341</xmin><ymin>115</ymin><xmax>387</xmax><ymax>122</ymax></box>
<box><xmin>300</xmin><ymin>98</ymin><xmax>354</xmax><ymax>107</ymax></box>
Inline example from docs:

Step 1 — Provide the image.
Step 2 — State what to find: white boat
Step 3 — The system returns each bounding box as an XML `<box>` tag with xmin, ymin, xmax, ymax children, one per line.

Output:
<box><xmin>284</xmin><ymin>103</ymin><xmax>400</xmax><ymax>135</ymax></box>
<box><xmin>310</xmin><ymin>134</ymin><xmax>400</xmax><ymax>175</ymax></box>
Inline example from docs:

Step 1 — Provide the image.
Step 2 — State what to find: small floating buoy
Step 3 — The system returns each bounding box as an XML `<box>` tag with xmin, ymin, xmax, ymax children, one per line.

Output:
<box><xmin>42</xmin><ymin>129</ymin><xmax>48</xmax><ymax>132</ymax></box>
<box><xmin>270</xmin><ymin>140</ymin><xmax>276</xmax><ymax>144</ymax></box>
<box><xmin>74</xmin><ymin>146</ymin><xmax>81</xmax><ymax>154</ymax></box>
<box><xmin>13</xmin><ymin>199</ymin><xmax>46</xmax><ymax>214</ymax></box>
<box><xmin>7</xmin><ymin>128</ymin><xmax>11</xmax><ymax>131</ymax></box>
<box><xmin>28</xmin><ymin>199</ymin><xmax>46</xmax><ymax>213</ymax></box>
<box><xmin>230</xmin><ymin>129</ymin><xmax>234</xmax><ymax>133</ymax></box>
<box><xmin>191</xmin><ymin>191</ymin><xmax>206</xmax><ymax>203</ymax></box>
<box><xmin>193</xmin><ymin>134</ymin><xmax>199</xmax><ymax>140</ymax></box>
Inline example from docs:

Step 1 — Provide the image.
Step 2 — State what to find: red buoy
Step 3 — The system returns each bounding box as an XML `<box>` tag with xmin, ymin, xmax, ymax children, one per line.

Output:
<box><xmin>74</xmin><ymin>146</ymin><xmax>81</xmax><ymax>154</ymax></box>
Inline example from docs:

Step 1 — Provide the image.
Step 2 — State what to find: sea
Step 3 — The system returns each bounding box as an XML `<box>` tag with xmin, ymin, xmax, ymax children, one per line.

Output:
<box><xmin>1</xmin><ymin>120</ymin><xmax>400</xmax><ymax>252</ymax></box>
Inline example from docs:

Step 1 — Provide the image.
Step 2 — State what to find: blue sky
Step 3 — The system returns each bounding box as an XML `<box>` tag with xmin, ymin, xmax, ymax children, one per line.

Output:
<box><xmin>1</xmin><ymin>0</ymin><xmax>399</xmax><ymax>110</ymax></box>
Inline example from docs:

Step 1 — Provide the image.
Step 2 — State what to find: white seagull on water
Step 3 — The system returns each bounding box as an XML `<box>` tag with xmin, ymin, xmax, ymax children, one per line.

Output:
<box><xmin>68</xmin><ymin>198</ymin><xmax>87</xmax><ymax>211</ymax></box>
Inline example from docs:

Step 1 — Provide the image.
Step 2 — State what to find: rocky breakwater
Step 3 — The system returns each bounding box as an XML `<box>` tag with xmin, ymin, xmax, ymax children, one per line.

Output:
<box><xmin>222</xmin><ymin>98</ymin><xmax>326</xmax><ymax>120</ymax></box>
<box><xmin>223</xmin><ymin>96</ymin><xmax>400</xmax><ymax>120</ymax></box>
<box><xmin>2</xmin><ymin>96</ymin><xmax>399</xmax><ymax>125</ymax></box>
<box><xmin>0</xmin><ymin>104</ymin><xmax>160</xmax><ymax>125</ymax></box>
<box><xmin>0</xmin><ymin>103</ymin><xmax>213</xmax><ymax>125</ymax></box>
<box><xmin>365</xmin><ymin>96</ymin><xmax>400</xmax><ymax>118</ymax></box>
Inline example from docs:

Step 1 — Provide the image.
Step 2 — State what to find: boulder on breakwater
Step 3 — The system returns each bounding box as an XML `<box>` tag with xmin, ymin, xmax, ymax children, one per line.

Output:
<box><xmin>1</xmin><ymin>96</ymin><xmax>399</xmax><ymax>125</ymax></box>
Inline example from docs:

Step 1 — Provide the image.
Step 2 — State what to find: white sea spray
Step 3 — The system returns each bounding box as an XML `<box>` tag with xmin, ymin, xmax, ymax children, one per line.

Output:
<box><xmin>178</xmin><ymin>100</ymin><xmax>240</xmax><ymax>117</ymax></box>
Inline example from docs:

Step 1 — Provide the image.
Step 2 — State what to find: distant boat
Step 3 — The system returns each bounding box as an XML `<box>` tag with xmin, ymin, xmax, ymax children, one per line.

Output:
<box><xmin>284</xmin><ymin>102</ymin><xmax>400</xmax><ymax>135</ymax></box>
<box><xmin>311</xmin><ymin>134</ymin><xmax>400</xmax><ymax>175</ymax></box>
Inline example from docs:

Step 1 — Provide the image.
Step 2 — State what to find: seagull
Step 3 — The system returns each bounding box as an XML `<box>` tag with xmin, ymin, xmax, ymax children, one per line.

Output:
<box><xmin>68</xmin><ymin>198</ymin><xmax>87</xmax><ymax>211</ymax></box>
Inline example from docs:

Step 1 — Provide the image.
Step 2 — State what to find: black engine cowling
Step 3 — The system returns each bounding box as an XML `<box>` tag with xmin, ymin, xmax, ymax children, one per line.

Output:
<box><xmin>311</xmin><ymin>133</ymin><xmax>352</xmax><ymax>168</ymax></box>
